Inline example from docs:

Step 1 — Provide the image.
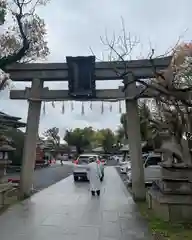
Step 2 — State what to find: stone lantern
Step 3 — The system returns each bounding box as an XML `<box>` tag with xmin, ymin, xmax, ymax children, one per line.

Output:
<box><xmin>0</xmin><ymin>137</ymin><xmax>15</xmax><ymax>183</ymax></box>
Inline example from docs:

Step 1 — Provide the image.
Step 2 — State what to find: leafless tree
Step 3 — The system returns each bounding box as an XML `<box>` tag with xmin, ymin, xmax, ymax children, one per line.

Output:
<box><xmin>99</xmin><ymin>19</ymin><xmax>192</xmax><ymax>162</ymax></box>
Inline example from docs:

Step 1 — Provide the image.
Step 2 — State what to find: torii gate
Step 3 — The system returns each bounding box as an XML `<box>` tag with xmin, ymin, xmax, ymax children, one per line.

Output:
<box><xmin>6</xmin><ymin>55</ymin><xmax>171</xmax><ymax>200</ymax></box>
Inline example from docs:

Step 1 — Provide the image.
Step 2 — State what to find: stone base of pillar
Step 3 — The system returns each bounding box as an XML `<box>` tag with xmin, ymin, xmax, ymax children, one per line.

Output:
<box><xmin>147</xmin><ymin>188</ymin><xmax>192</xmax><ymax>221</ymax></box>
<box><xmin>132</xmin><ymin>187</ymin><xmax>146</xmax><ymax>202</ymax></box>
<box><xmin>147</xmin><ymin>165</ymin><xmax>192</xmax><ymax>221</ymax></box>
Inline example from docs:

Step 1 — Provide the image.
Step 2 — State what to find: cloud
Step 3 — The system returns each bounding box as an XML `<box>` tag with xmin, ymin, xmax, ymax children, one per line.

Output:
<box><xmin>0</xmin><ymin>0</ymin><xmax>191</xmax><ymax>136</ymax></box>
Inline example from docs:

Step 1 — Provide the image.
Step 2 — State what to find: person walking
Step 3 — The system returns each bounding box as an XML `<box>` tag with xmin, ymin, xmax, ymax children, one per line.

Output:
<box><xmin>87</xmin><ymin>157</ymin><xmax>102</xmax><ymax>196</ymax></box>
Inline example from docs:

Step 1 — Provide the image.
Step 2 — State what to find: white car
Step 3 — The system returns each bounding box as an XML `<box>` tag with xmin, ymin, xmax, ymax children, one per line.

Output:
<box><xmin>112</xmin><ymin>155</ymin><xmax>122</xmax><ymax>162</ymax></box>
<box><xmin>120</xmin><ymin>161</ymin><xmax>131</xmax><ymax>174</ymax></box>
<box><xmin>127</xmin><ymin>153</ymin><xmax>161</xmax><ymax>185</ymax></box>
<box><xmin>73</xmin><ymin>154</ymin><xmax>104</xmax><ymax>181</ymax></box>
<box><xmin>120</xmin><ymin>153</ymin><xmax>148</xmax><ymax>174</ymax></box>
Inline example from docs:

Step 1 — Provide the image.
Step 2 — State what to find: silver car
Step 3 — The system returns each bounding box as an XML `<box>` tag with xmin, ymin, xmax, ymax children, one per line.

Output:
<box><xmin>73</xmin><ymin>154</ymin><xmax>104</xmax><ymax>181</ymax></box>
<box><xmin>127</xmin><ymin>153</ymin><xmax>161</xmax><ymax>185</ymax></box>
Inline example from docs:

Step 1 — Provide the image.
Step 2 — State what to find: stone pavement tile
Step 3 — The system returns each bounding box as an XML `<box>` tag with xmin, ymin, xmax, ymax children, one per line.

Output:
<box><xmin>41</xmin><ymin>213</ymin><xmax>77</xmax><ymax>226</ymax></box>
<box><xmin>34</xmin><ymin>193</ymin><xmax>80</xmax><ymax>206</ymax></box>
<box><xmin>16</xmin><ymin>225</ymin><xmax>76</xmax><ymax>240</ymax></box>
<box><xmin>0</xmin><ymin>203</ymin><xmax>49</xmax><ymax>238</ymax></box>
<box><xmin>85</xmin><ymin>196</ymin><xmax>102</xmax><ymax>211</ymax></box>
<box><xmin>102</xmin><ymin>210</ymin><xmax>119</xmax><ymax>222</ymax></box>
<box><xmin>41</xmin><ymin>207</ymin><xmax>85</xmax><ymax>226</ymax></box>
<box><xmin>80</xmin><ymin>211</ymin><xmax>102</xmax><ymax>227</ymax></box>
<box><xmin>100</xmin><ymin>221</ymin><xmax>122</xmax><ymax>239</ymax></box>
<box><xmin>99</xmin><ymin>238</ymin><xmax>117</xmax><ymax>240</ymax></box>
<box><xmin>75</xmin><ymin>226</ymin><xmax>100</xmax><ymax>240</ymax></box>
<box><xmin>118</xmin><ymin>202</ymin><xmax>140</xmax><ymax>216</ymax></box>
<box><xmin>53</xmin><ymin>203</ymin><xmax>86</xmax><ymax>216</ymax></box>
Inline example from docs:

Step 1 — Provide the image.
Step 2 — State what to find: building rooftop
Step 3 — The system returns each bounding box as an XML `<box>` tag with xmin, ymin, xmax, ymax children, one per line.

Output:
<box><xmin>0</xmin><ymin>111</ymin><xmax>26</xmax><ymax>128</ymax></box>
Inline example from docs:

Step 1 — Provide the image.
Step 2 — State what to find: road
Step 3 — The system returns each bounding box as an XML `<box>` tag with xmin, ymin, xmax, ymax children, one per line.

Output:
<box><xmin>6</xmin><ymin>161</ymin><xmax>74</xmax><ymax>192</ymax></box>
<box><xmin>6</xmin><ymin>159</ymin><xmax>118</xmax><ymax>192</ymax></box>
<box><xmin>33</xmin><ymin>162</ymin><xmax>73</xmax><ymax>191</ymax></box>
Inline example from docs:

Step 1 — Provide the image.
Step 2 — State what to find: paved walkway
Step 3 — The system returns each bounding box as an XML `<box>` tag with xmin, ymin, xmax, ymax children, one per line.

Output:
<box><xmin>0</xmin><ymin>167</ymin><xmax>152</xmax><ymax>240</ymax></box>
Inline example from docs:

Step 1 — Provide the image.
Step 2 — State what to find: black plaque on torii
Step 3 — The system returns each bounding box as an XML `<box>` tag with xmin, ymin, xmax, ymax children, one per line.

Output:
<box><xmin>66</xmin><ymin>56</ymin><xmax>96</xmax><ymax>99</ymax></box>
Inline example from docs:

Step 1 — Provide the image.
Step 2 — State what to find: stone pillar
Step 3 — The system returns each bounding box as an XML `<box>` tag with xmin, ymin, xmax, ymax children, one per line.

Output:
<box><xmin>123</xmin><ymin>73</ymin><xmax>145</xmax><ymax>201</ymax></box>
<box><xmin>20</xmin><ymin>79</ymin><xmax>43</xmax><ymax>198</ymax></box>
<box><xmin>181</xmin><ymin>138</ymin><xmax>192</xmax><ymax>166</ymax></box>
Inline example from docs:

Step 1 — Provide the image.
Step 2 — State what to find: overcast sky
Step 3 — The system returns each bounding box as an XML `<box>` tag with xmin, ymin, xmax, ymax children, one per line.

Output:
<box><xmin>0</xmin><ymin>0</ymin><xmax>191</xmax><ymax>137</ymax></box>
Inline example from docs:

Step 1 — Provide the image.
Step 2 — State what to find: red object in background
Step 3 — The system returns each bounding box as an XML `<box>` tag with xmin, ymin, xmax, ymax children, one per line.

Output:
<box><xmin>51</xmin><ymin>159</ymin><xmax>56</xmax><ymax>164</ymax></box>
<box><xmin>8</xmin><ymin>179</ymin><xmax>20</xmax><ymax>183</ymax></box>
<box><xmin>73</xmin><ymin>160</ymin><xmax>78</xmax><ymax>164</ymax></box>
<box><xmin>97</xmin><ymin>159</ymin><xmax>105</xmax><ymax>165</ymax></box>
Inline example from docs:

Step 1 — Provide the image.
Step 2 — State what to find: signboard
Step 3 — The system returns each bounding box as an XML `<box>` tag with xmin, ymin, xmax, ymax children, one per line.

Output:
<box><xmin>67</xmin><ymin>56</ymin><xmax>96</xmax><ymax>99</ymax></box>
<box><xmin>36</xmin><ymin>146</ymin><xmax>43</xmax><ymax>161</ymax></box>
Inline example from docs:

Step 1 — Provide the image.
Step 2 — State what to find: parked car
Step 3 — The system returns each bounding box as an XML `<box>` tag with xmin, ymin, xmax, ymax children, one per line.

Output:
<box><xmin>120</xmin><ymin>153</ymin><xmax>149</xmax><ymax>174</ymax></box>
<box><xmin>111</xmin><ymin>155</ymin><xmax>123</xmax><ymax>163</ymax></box>
<box><xmin>73</xmin><ymin>154</ymin><xmax>104</xmax><ymax>182</ymax></box>
<box><xmin>142</xmin><ymin>153</ymin><xmax>150</xmax><ymax>161</ymax></box>
<box><xmin>120</xmin><ymin>161</ymin><xmax>131</xmax><ymax>174</ymax></box>
<box><xmin>127</xmin><ymin>153</ymin><xmax>162</xmax><ymax>185</ymax></box>
<box><xmin>118</xmin><ymin>157</ymin><xmax>128</xmax><ymax>166</ymax></box>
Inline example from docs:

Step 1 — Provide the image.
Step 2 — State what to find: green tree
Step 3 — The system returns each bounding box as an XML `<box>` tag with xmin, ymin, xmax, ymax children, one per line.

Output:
<box><xmin>64</xmin><ymin>128</ymin><xmax>94</xmax><ymax>154</ymax></box>
<box><xmin>64</xmin><ymin>127</ymin><xmax>116</xmax><ymax>154</ymax></box>
<box><xmin>116</xmin><ymin>126</ymin><xmax>125</xmax><ymax>143</ymax></box>
<box><xmin>95</xmin><ymin>129</ymin><xmax>116</xmax><ymax>153</ymax></box>
<box><xmin>0</xmin><ymin>0</ymin><xmax>50</xmax><ymax>90</ymax></box>
<box><xmin>138</xmin><ymin>101</ymin><xmax>152</xmax><ymax>141</ymax></box>
<box><xmin>120</xmin><ymin>101</ymin><xmax>152</xmax><ymax>142</ymax></box>
<box><xmin>0</xmin><ymin>1</ymin><xmax>6</xmax><ymax>25</ymax></box>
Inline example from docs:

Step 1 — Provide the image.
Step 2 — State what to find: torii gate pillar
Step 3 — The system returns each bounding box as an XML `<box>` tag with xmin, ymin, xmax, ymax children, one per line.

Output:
<box><xmin>20</xmin><ymin>79</ymin><xmax>43</xmax><ymax>198</ymax></box>
<box><xmin>124</xmin><ymin>73</ymin><xmax>145</xmax><ymax>201</ymax></box>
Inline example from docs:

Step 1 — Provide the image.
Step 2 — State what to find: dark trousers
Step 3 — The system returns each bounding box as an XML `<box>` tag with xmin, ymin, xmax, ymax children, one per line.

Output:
<box><xmin>91</xmin><ymin>190</ymin><xmax>100</xmax><ymax>196</ymax></box>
